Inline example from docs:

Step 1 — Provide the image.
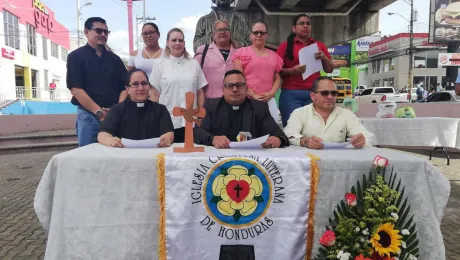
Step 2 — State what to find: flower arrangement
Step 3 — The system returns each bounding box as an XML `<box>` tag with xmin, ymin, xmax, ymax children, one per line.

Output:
<box><xmin>314</xmin><ymin>156</ymin><xmax>419</xmax><ymax>260</ymax></box>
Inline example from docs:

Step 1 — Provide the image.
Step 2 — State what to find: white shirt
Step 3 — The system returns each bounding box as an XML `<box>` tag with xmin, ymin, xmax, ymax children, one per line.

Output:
<box><xmin>128</xmin><ymin>48</ymin><xmax>164</xmax><ymax>76</ymax></box>
<box><xmin>150</xmin><ymin>55</ymin><xmax>208</xmax><ymax>129</ymax></box>
<box><xmin>283</xmin><ymin>104</ymin><xmax>375</xmax><ymax>147</ymax></box>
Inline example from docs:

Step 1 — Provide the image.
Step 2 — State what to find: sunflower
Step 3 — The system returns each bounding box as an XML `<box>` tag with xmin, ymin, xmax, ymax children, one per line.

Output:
<box><xmin>370</xmin><ymin>223</ymin><xmax>402</xmax><ymax>257</ymax></box>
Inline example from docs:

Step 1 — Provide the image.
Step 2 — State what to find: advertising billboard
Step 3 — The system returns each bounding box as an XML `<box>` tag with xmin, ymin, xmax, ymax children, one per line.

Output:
<box><xmin>355</xmin><ymin>36</ymin><xmax>381</xmax><ymax>52</ymax></box>
<box><xmin>328</xmin><ymin>44</ymin><xmax>351</xmax><ymax>69</ymax></box>
<box><xmin>438</xmin><ymin>52</ymin><xmax>460</xmax><ymax>65</ymax></box>
<box><xmin>430</xmin><ymin>0</ymin><xmax>460</xmax><ymax>42</ymax></box>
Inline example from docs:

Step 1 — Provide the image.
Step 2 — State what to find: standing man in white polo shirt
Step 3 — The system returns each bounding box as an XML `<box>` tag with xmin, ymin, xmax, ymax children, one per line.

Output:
<box><xmin>283</xmin><ymin>76</ymin><xmax>374</xmax><ymax>149</ymax></box>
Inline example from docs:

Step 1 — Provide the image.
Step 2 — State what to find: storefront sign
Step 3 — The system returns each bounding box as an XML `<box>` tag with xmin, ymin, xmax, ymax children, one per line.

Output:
<box><xmin>33</xmin><ymin>0</ymin><xmax>53</xmax><ymax>32</ymax></box>
<box><xmin>438</xmin><ymin>53</ymin><xmax>460</xmax><ymax>66</ymax></box>
<box><xmin>328</xmin><ymin>45</ymin><xmax>351</xmax><ymax>55</ymax></box>
<box><xmin>356</xmin><ymin>36</ymin><xmax>381</xmax><ymax>52</ymax></box>
<box><xmin>429</xmin><ymin>0</ymin><xmax>460</xmax><ymax>43</ymax></box>
<box><xmin>368</xmin><ymin>45</ymin><xmax>390</xmax><ymax>56</ymax></box>
<box><xmin>2</xmin><ymin>48</ymin><xmax>15</xmax><ymax>60</ymax></box>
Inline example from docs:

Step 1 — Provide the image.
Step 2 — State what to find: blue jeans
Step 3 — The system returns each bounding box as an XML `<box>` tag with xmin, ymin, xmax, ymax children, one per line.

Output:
<box><xmin>76</xmin><ymin>107</ymin><xmax>101</xmax><ymax>147</ymax></box>
<box><xmin>279</xmin><ymin>89</ymin><xmax>312</xmax><ymax>127</ymax></box>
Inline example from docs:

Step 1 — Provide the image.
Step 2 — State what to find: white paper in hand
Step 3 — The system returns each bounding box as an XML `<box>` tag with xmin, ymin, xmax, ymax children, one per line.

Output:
<box><xmin>121</xmin><ymin>137</ymin><xmax>161</xmax><ymax>148</ymax></box>
<box><xmin>298</xmin><ymin>43</ymin><xmax>323</xmax><ymax>80</ymax></box>
<box><xmin>322</xmin><ymin>141</ymin><xmax>352</xmax><ymax>149</ymax></box>
<box><xmin>229</xmin><ymin>135</ymin><xmax>269</xmax><ymax>149</ymax></box>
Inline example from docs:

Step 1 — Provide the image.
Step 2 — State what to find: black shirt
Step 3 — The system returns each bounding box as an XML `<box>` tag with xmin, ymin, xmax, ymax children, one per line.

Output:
<box><xmin>219</xmin><ymin>49</ymin><xmax>230</xmax><ymax>61</ymax></box>
<box><xmin>100</xmin><ymin>97</ymin><xmax>174</xmax><ymax>140</ymax></box>
<box><xmin>66</xmin><ymin>44</ymin><xmax>127</xmax><ymax>108</ymax></box>
<box><xmin>224</xmin><ymin>99</ymin><xmax>246</xmax><ymax>141</ymax></box>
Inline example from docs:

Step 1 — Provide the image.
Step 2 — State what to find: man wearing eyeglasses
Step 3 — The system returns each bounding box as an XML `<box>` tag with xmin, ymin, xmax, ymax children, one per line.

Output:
<box><xmin>67</xmin><ymin>17</ymin><xmax>128</xmax><ymax>147</ymax></box>
<box><xmin>194</xmin><ymin>70</ymin><xmax>289</xmax><ymax>149</ymax></box>
<box><xmin>283</xmin><ymin>76</ymin><xmax>374</xmax><ymax>149</ymax></box>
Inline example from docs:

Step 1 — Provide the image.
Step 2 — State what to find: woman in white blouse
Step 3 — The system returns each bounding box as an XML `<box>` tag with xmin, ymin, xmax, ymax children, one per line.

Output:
<box><xmin>150</xmin><ymin>28</ymin><xmax>207</xmax><ymax>143</ymax></box>
<box><xmin>127</xmin><ymin>23</ymin><xmax>163</xmax><ymax>76</ymax></box>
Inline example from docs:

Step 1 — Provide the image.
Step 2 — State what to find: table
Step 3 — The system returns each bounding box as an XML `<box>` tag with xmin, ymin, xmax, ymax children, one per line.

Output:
<box><xmin>362</xmin><ymin>117</ymin><xmax>460</xmax><ymax>165</ymax></box>
<box><xmin>34</xmin><ymin>144</ymin><xmax>450</xmax><ymax>260</ymax></box>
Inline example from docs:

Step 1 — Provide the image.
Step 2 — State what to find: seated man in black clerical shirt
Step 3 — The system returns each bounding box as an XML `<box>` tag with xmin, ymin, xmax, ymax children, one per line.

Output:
<box><xmin>194</xmin><ymin>70</ymin><xmax>289</xmax><ymax>149</ymax></box>
<box><xmin>98</xmin><ymin>69</ymin><xmax>174</xmax><ymax>148</ymax></box>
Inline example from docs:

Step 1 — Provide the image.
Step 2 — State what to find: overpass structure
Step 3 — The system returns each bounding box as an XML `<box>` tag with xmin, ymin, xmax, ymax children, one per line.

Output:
<box><xmin>235</xmin><ymin>0</ymin><xmax>396</xmax><ymax>48</ymax></box>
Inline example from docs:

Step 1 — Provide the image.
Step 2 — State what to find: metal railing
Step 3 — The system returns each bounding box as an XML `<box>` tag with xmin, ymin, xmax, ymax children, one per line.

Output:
<box><xmin>14</xmin><ymin>86</ymin><xmax>72</xmax><ymax>101</ymax></box>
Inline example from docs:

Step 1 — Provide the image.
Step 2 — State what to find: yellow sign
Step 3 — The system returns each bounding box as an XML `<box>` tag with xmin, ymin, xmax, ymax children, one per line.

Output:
<box><xmin>33</xmin><ymin>0</ymin><xmax>49</xmax><ymax>16</ymax></box>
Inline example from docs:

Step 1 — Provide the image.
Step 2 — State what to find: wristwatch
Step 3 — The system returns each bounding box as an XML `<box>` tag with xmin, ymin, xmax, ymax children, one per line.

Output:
<box><xmin>95</xmin><ymin>109</ymin><xmax>103</xmax><ymax>118</ymax></box>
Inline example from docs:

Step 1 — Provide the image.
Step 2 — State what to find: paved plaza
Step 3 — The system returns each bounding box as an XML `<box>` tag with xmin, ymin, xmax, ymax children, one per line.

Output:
<box><xmin>0</xmin><ymin>149</ymin><xmax>459</xmax><ymax>259</ymax></box>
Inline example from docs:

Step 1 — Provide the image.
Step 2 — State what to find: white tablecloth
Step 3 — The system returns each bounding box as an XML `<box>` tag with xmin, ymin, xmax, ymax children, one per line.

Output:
<box><xmin>34</xmin><ymin>144</ymin><xmax>450</xmax><ymax>260</ymax></box>
<box><xmin>362</xmin><ymin>117</ymin><xmax>460</xmax><ymax>149</ymax></box>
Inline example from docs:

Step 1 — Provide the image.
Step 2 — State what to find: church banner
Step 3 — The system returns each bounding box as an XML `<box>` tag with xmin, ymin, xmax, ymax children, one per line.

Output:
<box><xmin>157</xmin><ymin>154</ymin><xmax>314</xmax><ymax>260</ymax></box>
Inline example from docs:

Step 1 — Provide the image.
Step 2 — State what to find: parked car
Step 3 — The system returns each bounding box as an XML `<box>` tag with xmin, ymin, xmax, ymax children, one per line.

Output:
<box><xmin>354</xmin><ymin>85</ymin><xmax>367</xmax><ymax>95</ymax></box>
<box><xmin>418</xmin><ymin>90</ymin><xmax>460</xmax><ymax>103</ymax></box>
<box><xmin>354</xmin><ymin>87</ymin><xmax>410</xmax><ymax>104</ymax></box>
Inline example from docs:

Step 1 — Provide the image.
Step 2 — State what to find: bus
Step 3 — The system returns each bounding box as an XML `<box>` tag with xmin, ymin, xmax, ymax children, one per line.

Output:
<box><xmin>331</xmin><ymin>77</ymin><xmax>352</xmax><ymax>103</ymax></box>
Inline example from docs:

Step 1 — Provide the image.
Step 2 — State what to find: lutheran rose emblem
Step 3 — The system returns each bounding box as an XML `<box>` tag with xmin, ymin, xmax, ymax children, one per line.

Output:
<box><xmin>212</xmin><ymin>165</ymin><xmax>264</xmax><ymax>221</ymax></box>
<box><xmin>204</xmin><ymin>159</ymin><xmax>271</xmax><ymax>227</ymax></box>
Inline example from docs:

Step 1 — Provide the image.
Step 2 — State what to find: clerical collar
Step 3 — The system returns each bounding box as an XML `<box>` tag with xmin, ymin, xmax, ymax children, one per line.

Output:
<box><xmin>127</xmin><ymin>96</ymin><xmax>147</xmax><ymax>108</ymax></box>
<box><xmin>224</xmin><ymin>98</ymin><xmax>247</xmax><ymax>111</ymax></box>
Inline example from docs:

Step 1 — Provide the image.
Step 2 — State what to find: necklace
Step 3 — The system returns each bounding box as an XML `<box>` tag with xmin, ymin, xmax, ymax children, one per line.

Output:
<box><xmin>144</xmin><ymin>48</ymin><xmax>162</xmax><ymax>59</ymax></box>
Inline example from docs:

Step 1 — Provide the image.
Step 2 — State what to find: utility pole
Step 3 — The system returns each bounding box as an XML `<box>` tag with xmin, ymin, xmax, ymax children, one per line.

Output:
<box><xmin>136</xmin><ymin>16</ymin><xmax>156</xmax><ymax>50</ymax></box>
<box><xmin>408</xmin><ymin>0</ymin><xmax>414</xmax><ymax>95</ymax></box>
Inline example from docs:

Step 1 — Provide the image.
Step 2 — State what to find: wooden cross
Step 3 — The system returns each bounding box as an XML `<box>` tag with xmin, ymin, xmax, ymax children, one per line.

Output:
<box><xmin>172</xmin><ymin>92</ymin><xmax>206</xmax><ymax>153</ymax></box>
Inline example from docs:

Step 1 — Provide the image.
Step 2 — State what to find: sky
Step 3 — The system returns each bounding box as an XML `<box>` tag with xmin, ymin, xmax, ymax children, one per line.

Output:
<box><xmin>39</xmin><ymin>0</ymin><xmax>431</xmax><ymax>58</ymax></box>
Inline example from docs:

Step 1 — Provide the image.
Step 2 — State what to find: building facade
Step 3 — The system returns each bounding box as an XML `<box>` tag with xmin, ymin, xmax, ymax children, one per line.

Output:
<box><xmin>325</xmin><ymin>35</ymin><xmax>381</xmax><ymax>90</ymax></box>
<box><xmin>366</xmin><ymin>33</ymin><xmax>446</xmax><ymax>91</ymax></box>
<box><xmin>0</xmin><ymin>0</ymin><xmax>70</xmax><ymax>102</ymax></box>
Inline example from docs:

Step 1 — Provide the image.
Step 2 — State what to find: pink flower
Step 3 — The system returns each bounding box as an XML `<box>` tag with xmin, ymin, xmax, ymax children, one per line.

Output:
<box><xmin>373</xmin><ymin>156</ymin><xmax>389</xmax><ymax>167</ymax></box>
<box><xmin>345</xmin><ymin>192</ymin><xmax>357</xmax><ymax>206</ymax></box>
<box><xmin>319</xmin><ymin>230</ymin><xmax>336</xmax><ymax>246</ymax></box>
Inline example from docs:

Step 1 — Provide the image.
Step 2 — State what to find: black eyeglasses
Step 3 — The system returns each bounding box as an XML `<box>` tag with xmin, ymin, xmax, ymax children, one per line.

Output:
<box><xmin>315</xmin><ymin>90</ymin><xmax>338</xmax><ymax>97</ymax></box>
<box><xmin>90</xmin><ymin>28</ymin><xmax>110</xmax><ymax>35</ymax></box>
<box><xmin>170</xmin><ymin>39</ymin><xmax>184</xmax><ymax>43</ymax></box>
<box><xmin>215</xmin><ymin>28</ymin><xmax>230</xmax><ymax>33</ymax></box>
<box><xmin>251</xmin><ymin>31</ymin><xmax>267</xmax><ymax>36</ymax></box>
<box><xmin>141</xmin><ymin>31</ymin><xmax>157</xmax><ymax>37</ymax></box>
<box><xmin>128</xmin><ymin>81</ymin><xmax>150</xmax><ymax>88</ymax></box>
<box><xmin>224</xmin><ymin>83</ymin><xmax>246</xmax><ymax>89</ymax></box>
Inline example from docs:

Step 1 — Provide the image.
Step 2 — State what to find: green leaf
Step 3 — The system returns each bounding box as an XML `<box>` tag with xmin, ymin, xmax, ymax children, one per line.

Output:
<box><xmin>357</xmin><ymin>181</ymin><xmax>363</xmax><ymax>199</ymax></box>
<box><xmin>351</xmin><ymin>186</ymin><xmax>357</xmax><ymax>196</ymax></box>
<box><xmin>405</xmin><ymin>239</ymin><xmax>419</xmax><ymax>254</ymax></box>
<box><xmin>402</xmin><ymin>215</ymin><xmax>414</xmax><ymax>230</ymax></box>
<box><xmin>382</xmin><ymin>165</ymin><xmax>387</xmax><ymax>181</ymax></box>
<box><xmin>356</xmin><ymin>200</ymin><xmax>364</xmax><ymax>215</ymax></box>
<box><xmin>398</xmin><ymin>198</ymin><xmax>408</xmax><ymax>217</ymax></box>
<box><xmin>397</xmin><ymin>204</ymin><xmax>410</xmax><ymax>227</ymax></box>
<box><xmin>340</xmin><ymin>201</ymin><xmax>351</xmax><ymax>217</ymax></box>
<box><xmin>333</xmin><ymin>210</ymin><xmax>339</xmax><ymax>221</ymax></box>
<box><xmin>210</xmin><ymin>196</ymin><xmax>222</xmax><ymax>203</ymax></box>
<box><xmin>390</xmin><ymin>174</ymin><xmax>397</xmax><ymax>190</ymax></box>
<box><xmin>248</xmin><ymin>168</ymin><xmax>255</xmax><ymax>176</ymax></box>
<box><xmin>233</xmin><ymin>210</ymin><xmax>241</xmax><ymax>222</ymax></box>
<box><xmin>254</xmin><ymin>196</ymin><xmax>264</xmax><ymax>202</ymax></box>
<box><xmin>396</xmin><ymin>187</ymin><xmax>405</xmax><ymax>208</ymax></box>
<box><xmin>406</xmin><ymin>230</ymin><xmax>418</xmax><ymax>246</ymax></box>
<box><xmin>329</xmin><ymin>217</ymin><xmax>338</xmax><ymax>227</ymax></box>
<box><xmin>220</xmin><ymin>168</ymin><xmax>228</xmax><ymax>176</ymax></box>
<box><xmin>389</xmin><ymin>170</ymin><xmax>394</xmax><ymax>188</ymax></box>
<box><xmin>395</xmin><ymin>179</ymin><xmax>402</xmax><ymax>193</ymax></box>
<box><xmin>363</xmin><ymin>175</ymin><xmax>367</xmax><ymax>191</ymax></box>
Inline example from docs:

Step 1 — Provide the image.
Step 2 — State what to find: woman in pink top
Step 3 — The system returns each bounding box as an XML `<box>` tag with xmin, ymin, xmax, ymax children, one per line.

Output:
<box><xmin>233</xmin><ymin>20</ymin><xmax>283</xmax><ymax>121</ymax></box>
<box><xmin>194</xmin><ymin>20</ymin><xmax>237</xmax><ymax>99</ymax></box>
